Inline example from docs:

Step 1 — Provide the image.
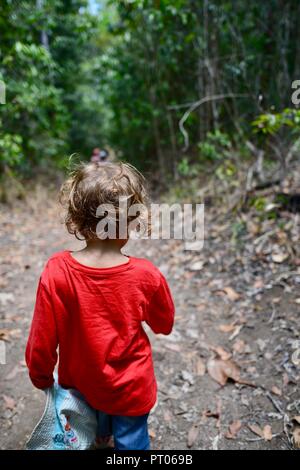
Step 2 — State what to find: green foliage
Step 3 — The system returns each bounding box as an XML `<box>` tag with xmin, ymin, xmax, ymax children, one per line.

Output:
<box><xmin>0</xmin><ymin>133</ymin><xmax>23</xmax><ymax>167</ymax></box>
<box><xmin>231</xmin><ymin>219</ymin><xmax>247</xmax><ymax>244</ymax></box>
<box><xmin>252</xmin><ymin>109</ymin><xmax>300</xmax><ymax>135</ymax></box>
<box><xmin>99</xmin><ymin>0</ymin><xmax>300</xmax><ymax>171</ymax></box>
<box><xmin>216</xmin><ymin>161</ymin><xmax>237</xmax><ymax>181</ymax></box>
<box><xmin>2</xmin><ymin>40</ymin><xmax>68</xmax><ymax>168</ymax></box>
<box><xmin>0</xmin><ymin>0</ymin><xmax>99</xmax><ymax>176</ymax></box>
<box><xmin>95</xmin><ymin>0</ymin><xmax>199</xmax><ymax>169</ymax></box>
<box><xmin>198</xmin><ymin>130</ymin><xmax>232</xmax><ymax>161</ymax></box>
<box><xmin>1</xmin><ymin>0</ymin><xmax>300</xmax><ymax>179</ymax></box>
<box><xmin>249</xmin><ymin>196</ymin><xmax>267</xmax><ymax>212</ymax></box>
<box><xmin>177</xmin><ymin>158</ymin><xmax>190</xmax><ymax>176</ymax></box>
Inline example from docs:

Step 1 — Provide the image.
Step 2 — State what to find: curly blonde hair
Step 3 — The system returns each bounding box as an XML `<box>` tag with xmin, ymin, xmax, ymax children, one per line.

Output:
<box><xmin>59</xmin><ymin>161</ymin><xmax>149</xmax><ymax>240</ymax></box>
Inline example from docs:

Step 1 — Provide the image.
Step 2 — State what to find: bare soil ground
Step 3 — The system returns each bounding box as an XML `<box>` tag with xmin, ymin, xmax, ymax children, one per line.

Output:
<box><xmin>0</xmin><ymin>186</ymin><xmax>299</xmax><ymax>450</ymax></box>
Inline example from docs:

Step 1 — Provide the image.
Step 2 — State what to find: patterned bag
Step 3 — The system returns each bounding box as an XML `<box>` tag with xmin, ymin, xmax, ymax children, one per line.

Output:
<box><xmin>26</xmin><ymin>381</ymin><xmax>97</xmax><ymax>450</ymax></box>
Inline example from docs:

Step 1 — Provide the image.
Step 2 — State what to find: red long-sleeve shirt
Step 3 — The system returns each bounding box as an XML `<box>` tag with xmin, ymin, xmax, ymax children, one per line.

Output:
<box><xmin>25</xmin><ymin>251</ymin><xmax>175</xmax><ymax>416</ymax></box>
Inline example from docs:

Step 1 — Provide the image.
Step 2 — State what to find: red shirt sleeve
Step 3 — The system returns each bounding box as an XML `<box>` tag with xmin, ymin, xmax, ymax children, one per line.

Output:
<box><xmin>25</xmin><ymin>278</ymin><xmax>58</xmax><ymax>389</ymax></box>
<box><xmin>144</xmin><ymin>273</ymin><xmax>175</xmax><ymax>335</ymax></box>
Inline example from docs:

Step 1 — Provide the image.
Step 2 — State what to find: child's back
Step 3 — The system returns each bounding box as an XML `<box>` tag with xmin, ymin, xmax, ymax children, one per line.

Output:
<box><xmin>26</xmin><ymin>250</ymin><xmax>174</xmax><ymax>415</ymax></box>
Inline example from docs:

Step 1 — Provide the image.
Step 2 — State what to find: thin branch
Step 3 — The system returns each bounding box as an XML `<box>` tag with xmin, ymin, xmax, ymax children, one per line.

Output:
<box><xmin>170</xmin><ymin>93</ymin><xmax>249</xmax><ymax>151</ymax></box>
<box><xmin>168</xmin><ymin>94</ymin><xmax>248</xmax><ymax>111</ymax></box>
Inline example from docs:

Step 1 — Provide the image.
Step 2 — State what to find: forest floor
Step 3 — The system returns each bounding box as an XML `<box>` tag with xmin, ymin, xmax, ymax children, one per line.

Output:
<box><xmin>0</xmin><ymin>181</ymin><xmax>299</xmax><ymax>450</ymax></box>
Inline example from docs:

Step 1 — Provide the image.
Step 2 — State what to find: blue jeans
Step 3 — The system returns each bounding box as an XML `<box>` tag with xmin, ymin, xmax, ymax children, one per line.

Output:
<box><xmin>97</xmin><ymin>411</ymin><xmax>150</xmax><ymax>450</ymax></box>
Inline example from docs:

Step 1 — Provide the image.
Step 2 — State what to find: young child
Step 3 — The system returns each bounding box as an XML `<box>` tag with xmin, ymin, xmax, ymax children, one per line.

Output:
<box><xmin>25</xmin><ymin>162</ymin><xmax>175</xmax><ymax>450</ymax></box>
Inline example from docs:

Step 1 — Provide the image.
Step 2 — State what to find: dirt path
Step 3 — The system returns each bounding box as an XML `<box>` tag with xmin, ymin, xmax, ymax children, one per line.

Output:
<box><xmin>0</xmin><ymin>189</ymin><xmax>299</xmax><ymax>450</ymax></box>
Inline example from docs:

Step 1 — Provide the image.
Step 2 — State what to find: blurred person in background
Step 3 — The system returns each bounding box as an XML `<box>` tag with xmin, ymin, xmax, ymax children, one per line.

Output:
<box><xmin>91</xmin><ymin>148</ymin><xmax>109</xmax><ymax>163</ymax></box>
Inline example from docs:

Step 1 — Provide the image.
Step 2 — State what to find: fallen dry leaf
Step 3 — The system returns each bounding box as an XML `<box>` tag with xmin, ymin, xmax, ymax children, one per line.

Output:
<box><xmin>291</xmin><ymin>350</ymin><xmax>300</xmax><ymax>366</ymax></box>
<box><xmin>253</xmin><ymin>278</ymin><xmax>264</xmax><ymax>289</ymax></box>
<box><xmin>271</xmin><ymin>386</ymin><xmax>282</xmax><ymax>396</ymax></box>
<box><xmin>164</xmin><ymin>343</ymin><xmax>181</xmax><ymax>352</ymax></box>
<box><xmin>3</xmin><ymin>394</ymin><xmax>16</xmax><ymax>410</ymax></box>
<box><xmin>283</xmin><ymin>373</ymin><xmax>290</xmax><ymax>387</ymax></box>
<box><xmin>225</xmin><ymin>420</ymin><xmax>242</xmax><ymax>439</ymax></box>
<box><xmin>247</xmin><ymin>221</ymin><xmax>261</xmax><ymax>236</ymax></box>
<box><xmin>195</xmin><ymin>357</ymin><xmax>206</xmax><ymax>376</ymax></box>
<box><xmin>187</xmin><ymin>424</ymin><xmax>199</xmax><ymax>448</ymax></box>
<box><xmin>272</xmin><ymin>252</ymin><xmax>289</xmax><ymax>264</ymax></box>
<box><xmin>210</xmin><ymin>346</ymin><xmax>232</xmax><ymax>361</ymax></box>
<box><xmin>189</xmin><ymin>261</ymin><xmax>204</xmax><ymax>271</ymax></box>
<box><xmin>0</xmin><ymin>328</ymin><xmax>22</xmax><ymax>342</ymax></box>
<box><xmin>0</xmin><ymin>329</ymin><xmax>11</xmax><ymax>342</ymax></box>
<box><xmin>263</xmin><ymin>425</ymin><xmax>273</xmax><ymax>441</ymax></box>
<box><xmin>207</xmin><ymin>358</ymin><xmax>241</xmax><ymax>386</ymax></box>
<box><xmin>219</xmin><ymin>323</ymin><xmax>237</xmax><ymax>333</ymax></box>
<box><xmin>196</xmin><ymin>303</ymin><xmax>207</xmax><ymax>312</ymax></box>
<box><xmin>222</xmin><ymin>287</ymin><xmax>241</xmax><ymax>302</ymax></box>
<box><xmin>233</xmin><ymin>339</ymin><xmax>246</xmax><ymax>354</ymax></box>
<box><xmin>293</xmin><ymin>426</ymin><xmax>300</xmax><ymax>448</ymax></box>
<box><xmin>248</xmin><ymin>424</ymin><xmax>272</xmax><ymax>441</ymax></box>
<box><xmin>291</xmin><ymin>416</ymin><xmax>300</xmax><ymax>425</ymax></box>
